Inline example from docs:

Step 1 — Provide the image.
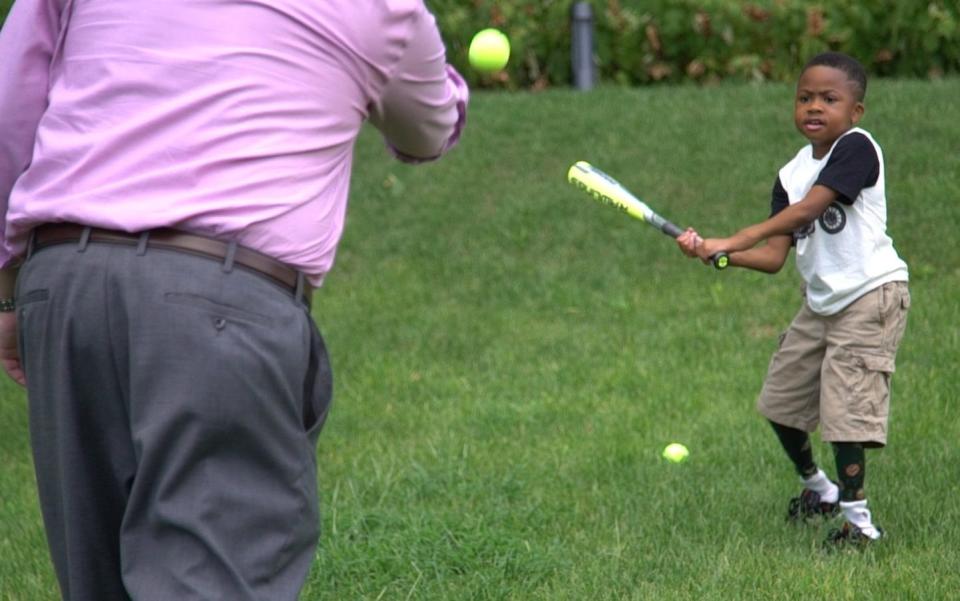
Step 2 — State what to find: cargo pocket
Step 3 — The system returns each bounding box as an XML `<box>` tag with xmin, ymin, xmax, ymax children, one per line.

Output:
<box><xmin>827</xmin><ymin>348</ymin><xmax>895</xmax><ymax>442</ymax></box>
<box><xmin>848</xmin><ymin>350</ymin><xmax>894</xmax><ymax>421</ymax></box>
<box><xmin>859</xmin><ymin>353</ymin><xmax>895</xmax><ymax>388</ymax></box>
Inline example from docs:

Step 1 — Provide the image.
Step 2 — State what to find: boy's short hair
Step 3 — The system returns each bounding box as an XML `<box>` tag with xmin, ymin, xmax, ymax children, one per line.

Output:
<box><xmin>802</xmin><ymin>52</ymin><xmax>868</xmax><ymax>101</ymax></box>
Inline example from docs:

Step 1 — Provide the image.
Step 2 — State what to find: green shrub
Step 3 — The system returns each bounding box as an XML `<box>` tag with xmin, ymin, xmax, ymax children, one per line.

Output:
<box><xmin>433</xmin><ymin>0</ymin><xmax>960</xmax><ymax>89</ymax></box>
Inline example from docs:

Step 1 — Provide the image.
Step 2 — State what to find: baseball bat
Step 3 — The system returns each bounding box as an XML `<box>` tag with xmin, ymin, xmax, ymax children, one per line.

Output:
<box><xmin>567</xmin><ymin>161</ymin><xmax>729</xmax><ymax>270</ymax></box>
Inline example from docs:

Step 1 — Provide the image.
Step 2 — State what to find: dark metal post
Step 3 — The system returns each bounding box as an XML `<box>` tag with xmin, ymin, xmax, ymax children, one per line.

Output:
<box><xmin>571</xmin><ymin>2</ymin><xmax>595</xmax><ymax>90</ymax></box>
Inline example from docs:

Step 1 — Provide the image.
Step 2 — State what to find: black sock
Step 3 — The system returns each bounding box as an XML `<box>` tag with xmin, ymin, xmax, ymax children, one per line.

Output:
<box><xmin>832</xmin><ymin>442</ymin><xmax>866</xmax><ymax>502</ymax></box>
<box><xmin>769</xmin><ymin>420</ymin><xmax>818</xmax><ymax>478</ymax></box>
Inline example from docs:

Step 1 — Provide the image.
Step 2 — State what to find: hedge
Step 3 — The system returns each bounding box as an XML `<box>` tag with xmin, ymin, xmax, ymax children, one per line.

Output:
<box><xmin>2</xmin><ymin>1</ymin><xmax>956</xmax><ymax>89</ymax></box>
<box><xmin>436</xmin><ymin>0</ymin><xmax>960</xmax><ymax>89</ymax></box>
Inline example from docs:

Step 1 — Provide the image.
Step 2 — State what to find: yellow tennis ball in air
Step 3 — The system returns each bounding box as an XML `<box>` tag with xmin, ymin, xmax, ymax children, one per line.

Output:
<box><xmin>469</xmin><ymin>28</ymin><xmax>510</xmax><ymax>72</ymax></box>
<box><xmin>662</xmin><ymin>443</ymin><xmax>690</xmax><ymax>463</ymax></box>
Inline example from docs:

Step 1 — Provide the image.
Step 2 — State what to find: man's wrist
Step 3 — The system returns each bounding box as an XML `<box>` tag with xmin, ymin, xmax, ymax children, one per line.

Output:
<box><xmin>0</xmin><ymin>298</ymin><xmax>15</xmax><ymax>312</ymax></box>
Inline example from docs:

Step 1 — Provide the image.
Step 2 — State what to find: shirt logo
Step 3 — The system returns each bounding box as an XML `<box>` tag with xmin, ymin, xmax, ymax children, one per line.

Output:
<box><xmin>818</xmin><ymin>202</ymin><xmax>847</xmax><ymax>234</ymax></box>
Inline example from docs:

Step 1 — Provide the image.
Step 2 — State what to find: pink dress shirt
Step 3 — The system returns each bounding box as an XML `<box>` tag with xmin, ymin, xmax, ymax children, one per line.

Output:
<box><xmin>0</xmin><ymin>0</ymin><xmax>468</xmax><ymax>285</ymax></box>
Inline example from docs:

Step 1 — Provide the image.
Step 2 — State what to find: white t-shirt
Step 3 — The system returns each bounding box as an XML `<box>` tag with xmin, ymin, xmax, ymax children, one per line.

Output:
<box><xmin>772</xmin><ymin>127</ymin><xmax>908</xmax><ymax>315</ymax></box>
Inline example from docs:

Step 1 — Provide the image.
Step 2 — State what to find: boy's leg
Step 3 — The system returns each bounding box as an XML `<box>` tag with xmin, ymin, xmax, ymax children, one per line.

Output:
<box><xmin>770</xmin><ymin>421</ymin><xmax>839</xmax><ymax>520</ymax></box>
<box><xmin>756</xmin><ymin>299</ymin><xmax>826</xmax><ymax>433</ymax></box>
<box><xmin>757</xmin><ymin>300</ymin><xmax>837</xmax><ymax>518</ymax></box>
<box><xmin>768</xmin><ymin>420</ymin><xmax>817</xmax><ymax>478</ymax></box>
<box><xmin>833</xmin><ymin>442</ymin><xmax>866</xmax><ymax>503</ymax></box>
<box><xmin>828</xmin><ymin>441</ymin><xmax>883</xmax><ymax>543</ymax></box>
<box><xmin>821</xmin><ymin>282</ymin><xmax>910</xmax><ymax>544</ymax></box>
<box><xmin>831</xmin><ymin>442</ymin><xmax>882</xmax><ymax>537</ymax></box>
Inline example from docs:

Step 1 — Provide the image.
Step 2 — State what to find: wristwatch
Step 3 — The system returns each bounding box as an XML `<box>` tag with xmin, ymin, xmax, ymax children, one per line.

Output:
<box><xmin>0</xmin><ymin>298</ymin><xmax>15</xmax><ymax>312</ymax></box>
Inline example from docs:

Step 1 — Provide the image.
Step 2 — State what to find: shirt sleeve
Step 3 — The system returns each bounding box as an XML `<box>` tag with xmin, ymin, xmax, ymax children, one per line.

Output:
<box><xmin>0</xmin><ymin>0</ymin><xmax>65</xmax><ymax>266</ymax></box>
<box><xmin>769</xmin><ymin>175</ymin><xmax>799</xmax><ymax>246</ymax></box>
<box><xmin>815</xmin><ymin>132</ymin><xmax>880</xmax><ymax>205</ymax></box>
<box><xmin>366</xmin><ymin>6</ymin><xmax>468</xmax><ymax>164</ymax></box>
<box><xmin>769</xmin><ymin>176</ymin><xmax>789</xmax><ymax>217</ymax></box>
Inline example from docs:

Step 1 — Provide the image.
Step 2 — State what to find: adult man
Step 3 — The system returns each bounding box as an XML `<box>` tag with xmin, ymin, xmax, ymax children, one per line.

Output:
<box><xmin>0</xmin><ymin>0</ymin><xmax>468</xmax><ymax>598</ymax></box>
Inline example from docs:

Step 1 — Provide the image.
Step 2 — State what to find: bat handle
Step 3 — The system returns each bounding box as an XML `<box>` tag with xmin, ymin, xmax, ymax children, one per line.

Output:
<box><xmin>711</xmin><ymin>252</ymin><xmax>729</xmax><ymax>270</ymax></box>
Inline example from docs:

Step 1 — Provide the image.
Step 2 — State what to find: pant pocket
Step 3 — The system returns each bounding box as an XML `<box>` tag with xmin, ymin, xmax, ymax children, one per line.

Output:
<box><xmin>302</xmin><ymin>319</ymin><xmax>333</xmax><ymax>441</ymax></box>
<box><xmin>881</xmin><ymin>284</ymin><xmax>910</xmax><ymax>354</ymax></box>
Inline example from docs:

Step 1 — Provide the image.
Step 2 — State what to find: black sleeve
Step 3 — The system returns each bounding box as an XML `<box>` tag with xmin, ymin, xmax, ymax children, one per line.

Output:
<box><xmin>770</xmin><ymin>176</ymin><xmax>789</xmax><ymax>217</ymax></box>
<box><xmin>815</xmin><ymin>132</ymin><xmax>880</xmax><ymax>205</ymax></box>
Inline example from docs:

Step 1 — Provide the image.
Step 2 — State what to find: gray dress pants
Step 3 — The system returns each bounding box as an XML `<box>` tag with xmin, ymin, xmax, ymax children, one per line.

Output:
<box><xmin>16</xmin><ymin>236</ymin><xmax>332</xmax><ymax>600</ymax></box>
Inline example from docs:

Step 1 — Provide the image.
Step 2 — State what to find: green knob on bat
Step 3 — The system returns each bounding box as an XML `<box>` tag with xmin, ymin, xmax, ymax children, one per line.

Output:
<box><xmin>713</xmin><ymin>253</ymin><xmax>729</xmax><ymax>270</ymax></box>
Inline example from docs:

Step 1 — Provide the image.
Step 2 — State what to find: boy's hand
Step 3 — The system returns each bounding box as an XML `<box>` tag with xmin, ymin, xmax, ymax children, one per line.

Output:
<box><xmin>676</xmin><ymin>228</ymin><xmax>702</xmax><ymax>258</ymax></box>
<box><xmin>697</xmin><ymin>238</ymin><xmax>731</xmax><ymax>264</ymax></box>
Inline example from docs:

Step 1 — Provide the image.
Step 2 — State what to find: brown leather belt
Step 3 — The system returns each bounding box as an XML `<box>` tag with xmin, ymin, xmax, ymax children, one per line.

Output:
<box><xmin>32</xmin><ymin>223</ymin><xmax>313</xmax><ymax>305</ymax></box>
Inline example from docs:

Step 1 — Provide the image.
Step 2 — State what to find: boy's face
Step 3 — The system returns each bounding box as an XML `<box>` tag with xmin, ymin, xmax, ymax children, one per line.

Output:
<box><xmin>794</xmin><ymin>65</ymin><xmax>864</xmax><ymax>158</ymax></box>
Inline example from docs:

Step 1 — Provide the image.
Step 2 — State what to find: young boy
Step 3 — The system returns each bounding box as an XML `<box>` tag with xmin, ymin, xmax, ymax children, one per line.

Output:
<box><xmin>678</xmin><ymin>52</ymin><xmax>910</xmax><ymax>546</ymax></box>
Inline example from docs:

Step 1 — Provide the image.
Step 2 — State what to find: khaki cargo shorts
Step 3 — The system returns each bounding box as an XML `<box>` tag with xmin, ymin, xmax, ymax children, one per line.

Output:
<box><xmin>757</xmin><ymin>281</ymin><xmax>910</xmax><ymax>447</ymax></box>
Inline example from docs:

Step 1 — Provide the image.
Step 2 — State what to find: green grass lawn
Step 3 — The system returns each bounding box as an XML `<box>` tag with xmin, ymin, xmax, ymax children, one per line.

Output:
<box><xmin>2</xmin><ymin>79</ymin><xmax>959</xmax><ymax>600</ymax></box>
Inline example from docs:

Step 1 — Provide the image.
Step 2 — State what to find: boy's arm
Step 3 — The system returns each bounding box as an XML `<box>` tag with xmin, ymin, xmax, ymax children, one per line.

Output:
<box><xmin>698</xmin><ymin>184</ymin><xmax>838</xmax><ymax>260</ymax></box>
<box><xmin>677</xmin><ymin>228</ymin><xmax>791</xmax><ymax>273</ymax></box>
<box><xmin>727</xmin><ymin>234</ymin><xmax>792</xmax><ymax>273</ymax></box>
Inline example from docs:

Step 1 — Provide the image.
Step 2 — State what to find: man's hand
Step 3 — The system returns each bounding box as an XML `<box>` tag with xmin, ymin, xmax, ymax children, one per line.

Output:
<box><xmin>0</xmin><ymin>311</ymin><xmax>26</xmax><ymax>386</ymax></box>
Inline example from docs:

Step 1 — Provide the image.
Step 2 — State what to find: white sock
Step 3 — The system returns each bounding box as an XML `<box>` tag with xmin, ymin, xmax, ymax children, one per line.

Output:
<box><xmin>802</xmin><ymin>469</ymin><xmax>839</xmax><ymax>504</ymax></box>
<box><xmin>841</xmin><ymin>500</ymin><xmax>882</xmax><ymax>539</ymax></box>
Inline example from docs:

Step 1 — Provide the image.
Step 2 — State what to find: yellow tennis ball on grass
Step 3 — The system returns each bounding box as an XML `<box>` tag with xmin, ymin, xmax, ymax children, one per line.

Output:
<box><xmin>662</xmin><ymin>443</ymin><xmax>690</xmax><ymax>463</ymax></box>
<box><xmin>469</xmin><ymin>28</ymin><xmax>510</xmax><ymax>72</ymax></box>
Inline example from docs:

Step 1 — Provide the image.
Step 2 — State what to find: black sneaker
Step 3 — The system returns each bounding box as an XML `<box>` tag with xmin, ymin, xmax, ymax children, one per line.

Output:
<box><xmin>786</xmin><ymin>484</ymin><xmax>840</xmax><ymax>521</ymax></box>
<box><xmin>824</xmin><ymin>521</ymin><xmax>884</xmax><ymax>549</ymax></box>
